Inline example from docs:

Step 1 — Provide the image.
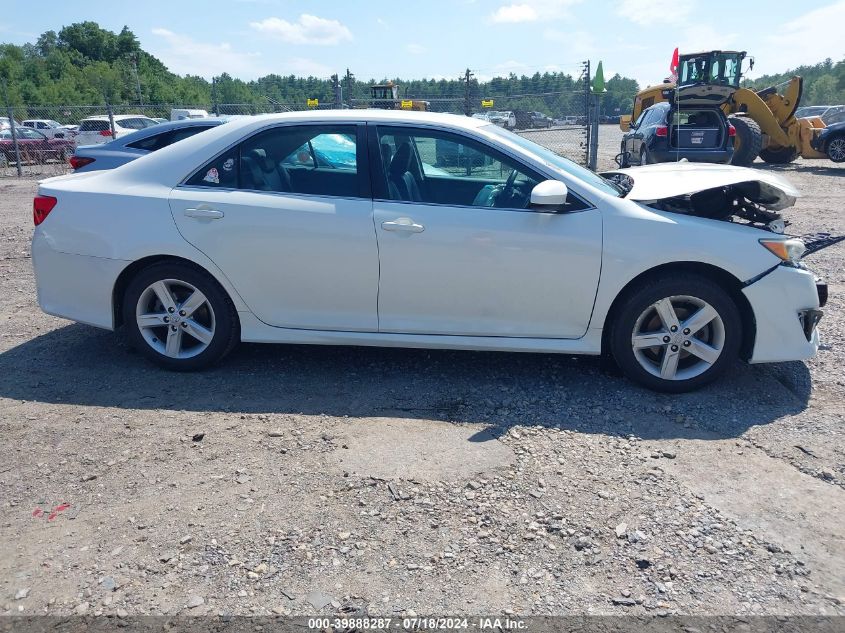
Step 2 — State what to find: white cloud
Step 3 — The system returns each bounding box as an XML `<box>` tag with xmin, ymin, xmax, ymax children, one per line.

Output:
<box><xmin>489</xmin><ymin>0</ymin><xmax>580</xmax><ymax>23</ymax></box>
<box><xmin>490</xmin><ymin>4</ymin><xmax>538</xmax><ymax>23</ymax></box>
<box><xmin>406</xmin><ymin>43</ymin><xmax>426</xmax><ymax>55</ymax></box>
<box><xmin>149</xmin><ymin>28</ymin><xmax>267</xmax><ymax>79</ymax></box>
<box><xmin>249</xmin><ymin>14</ymin><xmax>352</xmax><ymax>45</ymax></box>
<box><xmin>617</xmin><ymin>0</ymin><xmax>694</xmax><ymax>25</ymax></box>
<box><xmin>751</xmin><ymin>1</ymin><xmax>845</xmax><ymax>77</ymax></box>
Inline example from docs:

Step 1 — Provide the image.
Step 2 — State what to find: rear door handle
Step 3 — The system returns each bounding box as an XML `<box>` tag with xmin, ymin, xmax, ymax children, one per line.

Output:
<box><xmin>381</xmin><ymin>218</ymin><xmax>425</xmax><ymax>234</ymax></box>
<box><xmin>184</xmin><ymin>207</ymin><xmax>224</xmax><ymax>220</ymax></box>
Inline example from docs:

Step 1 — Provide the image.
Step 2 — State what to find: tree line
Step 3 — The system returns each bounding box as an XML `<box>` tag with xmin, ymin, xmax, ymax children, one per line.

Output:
<box><xmin>0</xmin><ymin>22</ymin><xmax>638</xmax><ymax>118</ymax></box>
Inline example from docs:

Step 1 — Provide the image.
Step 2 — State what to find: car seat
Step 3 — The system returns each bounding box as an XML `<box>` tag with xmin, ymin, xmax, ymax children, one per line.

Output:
<box><xmin>387</xmin><ymin>143</ymin><xmax>422</xmax><ymax>202</ymax></box>
<box><xmin>241</xmin><ymin>148</ymin><xmax>291</xmax><ymax>192</ymax></box>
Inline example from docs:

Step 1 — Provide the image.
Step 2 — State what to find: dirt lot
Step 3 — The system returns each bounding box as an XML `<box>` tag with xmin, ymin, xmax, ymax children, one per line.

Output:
<box><xmin>1</xmin><ymin>130</ymin><xmax>844</xmax><ymax>618</ymax></box>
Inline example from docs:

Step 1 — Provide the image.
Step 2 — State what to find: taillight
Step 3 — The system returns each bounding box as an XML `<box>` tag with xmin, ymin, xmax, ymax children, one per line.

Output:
<box><xmin>69</xmin><ymin>155</ymin><xmax>95</xmax><ymax>170</ymax></box>
<box><xmin>728</xmin><ymin>124</ymin><xmax>737</xmax><ymax>137</ymax></box>
<box><xmin>99</xmin><ymin>129</ymin><xmax>113</xmax><ymax>137</ymax></box>
<box><xmin>33</xmin><ymin>195</ymin><xmax>57</xmax><ymax>226</ymax></box>
<box><xmin>655</xmin><ymin>125</ymin><xmax>668</xmax><ymax>137</ymax></box>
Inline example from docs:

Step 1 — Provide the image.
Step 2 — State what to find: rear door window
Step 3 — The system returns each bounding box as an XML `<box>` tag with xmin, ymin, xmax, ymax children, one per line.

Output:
<box><xmin>185</xmin><ymin>124</ymin><xmax>366</xmax><ymax>198</ymax></box>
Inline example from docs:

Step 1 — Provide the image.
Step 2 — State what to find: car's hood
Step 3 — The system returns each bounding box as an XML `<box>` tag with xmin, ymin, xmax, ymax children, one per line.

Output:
<box><xmin>602</xmin><ymin>162</ymin><xmax>800</xmax><ymax>211</ymax></box>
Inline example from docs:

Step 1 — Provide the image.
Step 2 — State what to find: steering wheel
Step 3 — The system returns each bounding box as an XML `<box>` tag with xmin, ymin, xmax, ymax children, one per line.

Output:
<box><xmin>496</xmin><ymin>169</ymin><xmax>519</xmax><ymax>206</ymax></box>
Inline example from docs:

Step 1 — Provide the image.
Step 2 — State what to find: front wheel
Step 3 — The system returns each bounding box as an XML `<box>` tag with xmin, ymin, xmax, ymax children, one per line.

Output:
<box><xmin>610</xmin><ymin>275</ymin><xmax>742</xmax><ymax>392</ymax></box>
<box><xmin>826</xmin><ymin>134</ymin><xmax>845</xmax><ymax>162</ymax></box>
<box><xmin>759</xmin><ymin>145</ymin><xmax>798</xmax><ymax>164</ymax></box>
<box><xmin>123</xmin><ymin>262</ymin><xmax>240</xmax><ymax>371</ymax></box>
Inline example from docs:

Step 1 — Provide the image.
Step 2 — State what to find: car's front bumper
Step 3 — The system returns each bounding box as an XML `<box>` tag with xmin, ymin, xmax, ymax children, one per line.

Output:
<box><xmin>742</xmin><ymin>264</ymin><xmax>823</xmax><ymax>363</ymax></box>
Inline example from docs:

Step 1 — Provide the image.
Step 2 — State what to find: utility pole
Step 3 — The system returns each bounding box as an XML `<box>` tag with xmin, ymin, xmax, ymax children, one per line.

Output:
<box><xmin>345</xmin><ymin>68</ymin><xmax>354</xmax><ymax>106</ymax></box>
<box><xmin>462</xmin><ymin>68</ymin><xmax>474</xmax><ymax>116</ymax></box>
<box><xmin>331</xmin><ymin>74</ymin><xmax>341</xmax><ymax>109</ymax></box>
<box><xmin>211</xmin><ymin>77</ymin><xmax>219</xmax><ymax>116</ymax></box>
<box><xmin>130</xmin><ymin>54</ymin><xmax>143</xmax><ymax>106</ymax></box>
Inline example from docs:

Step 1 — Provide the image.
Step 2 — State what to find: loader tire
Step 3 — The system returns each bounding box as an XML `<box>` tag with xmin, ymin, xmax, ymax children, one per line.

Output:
<box><xmin>759</xmin><ymin>145</ymin><xmax>799</xmax><ymax>164</ymax></box>
<box><xmin>728</xmin><ymin>116</ymin><xmax>762</xmax><ymax>167</ymax></box>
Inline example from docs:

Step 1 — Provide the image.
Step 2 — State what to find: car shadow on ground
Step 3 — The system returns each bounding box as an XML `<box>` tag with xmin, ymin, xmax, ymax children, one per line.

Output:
<box><xmin>0</xmin><ymin>323</ymin><xmax>811</xmax><ymax>441</ymax></box>
<box><xmin>754</xmin><ymin>163</ymin><xmax>844</xmax><ymax>177</ymax></box>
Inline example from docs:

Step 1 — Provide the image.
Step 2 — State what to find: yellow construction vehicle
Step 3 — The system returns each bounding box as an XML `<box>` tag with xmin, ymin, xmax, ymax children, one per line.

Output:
<box><xmin>620</xmin><ymin>51</ymin><xmax>827</xmax><ymax>166</ymax></box>
<box><xmin>369</xmin><ymin>81</ymin><xmax>430</xmax><ymax>111</ymax></box>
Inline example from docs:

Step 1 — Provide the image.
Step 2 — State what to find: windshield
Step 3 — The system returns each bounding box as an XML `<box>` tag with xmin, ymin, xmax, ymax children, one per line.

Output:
<box><xmin>480</xmin><ymin>124</ymin><xmax>623</xmax><ymax>197</ymax></box>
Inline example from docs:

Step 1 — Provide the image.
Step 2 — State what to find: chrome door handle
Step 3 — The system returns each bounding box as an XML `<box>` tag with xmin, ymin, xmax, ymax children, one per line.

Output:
<box><xmin>184</xmin><ymin>207</ymin><xmax>224</xmax><ymax>219</ymax></box>
<box><xmin>381</xmin><ymin>218</ymin><xmax>425</xmax><ymax>233</ymax></box>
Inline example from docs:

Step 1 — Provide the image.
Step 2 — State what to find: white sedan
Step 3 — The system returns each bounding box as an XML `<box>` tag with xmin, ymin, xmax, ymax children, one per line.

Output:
<box><xmin>31</xmin><ymin>110</ymin><xmax>827</xmax><ymax>392</ymax></box>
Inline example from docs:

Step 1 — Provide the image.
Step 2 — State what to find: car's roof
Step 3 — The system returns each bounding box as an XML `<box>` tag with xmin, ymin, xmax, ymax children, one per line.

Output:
<box><xmin>81</xmin><ymin>114</ymin><xmax>155</xmax><ymax>121</ymax></box>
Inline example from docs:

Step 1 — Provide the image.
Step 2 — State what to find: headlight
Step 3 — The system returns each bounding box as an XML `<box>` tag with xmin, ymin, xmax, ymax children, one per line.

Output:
<box><xmin>759</xmin><ymin>238</ymin><xmax>806</xmax><ymax>263</ymax></box>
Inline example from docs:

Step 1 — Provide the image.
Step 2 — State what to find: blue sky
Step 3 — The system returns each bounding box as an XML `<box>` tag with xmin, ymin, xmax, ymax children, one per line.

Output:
<box><xmin>2</xmin><ymin>0</ymin><xmax>844</xmax><ymax>86</ymax></box>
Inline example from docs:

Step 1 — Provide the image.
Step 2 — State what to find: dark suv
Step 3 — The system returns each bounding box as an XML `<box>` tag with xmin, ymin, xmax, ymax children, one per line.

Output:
<box><xmin>620</xmin><ymin>102</ymin><xmax>734</xmax><ymax>166</ymax></box>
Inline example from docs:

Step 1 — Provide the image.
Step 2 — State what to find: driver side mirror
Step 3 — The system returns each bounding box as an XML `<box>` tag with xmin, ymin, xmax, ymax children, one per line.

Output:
<box><xmin>530</xmin><ymin>180</ymin><xmax>569</xmax><ymax>211</ymax></box>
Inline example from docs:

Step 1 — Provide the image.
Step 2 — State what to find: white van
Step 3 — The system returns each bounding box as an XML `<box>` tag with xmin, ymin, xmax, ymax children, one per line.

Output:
<box><xmin>170</xmin><ymin>109</ymin><xmax>209</xmax><ymax>121</ymax></box>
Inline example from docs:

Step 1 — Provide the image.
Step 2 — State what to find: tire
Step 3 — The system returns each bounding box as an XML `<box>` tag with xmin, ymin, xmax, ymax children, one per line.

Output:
<box><xmin>728</xmin><ymin>116</ymin><xmax>762</xmax><ymax>166</ymax></box>
<box><xmin>0</xmin><ymin>153</ymin><xmax>7</xmax><ymax>168</ymax></box>
<box><xmin>825</xmin><ymin>134</ymin><xmax>845</xmax><ymax>163</ymax></box>
<box><xmin>618</xmin><ymin>143</ymin><xmax>630</xmax><ymax>168</ymax></box>
<box><xmin>58</xmin><ymin>147</ymin><xmax>69</xmax><ymax>162</ymax></box>
<box><xmin>759</xmin><ymin>145</ymin><xmax>798</xmax><ymax>164</ymax></box>
<box><xmin>123</xmin><ymin>262</ymin><xmax>240</xmax><ymax>371</ymax></box>
<box><xmin>609</xmin><ymin>274</ymin><xmax>742</xmax><ymax>393</ymax></box>
<box><xmin>640</xmin><ymin>146</ymin><xmax>651</xmax><ymax>165</ymax></box>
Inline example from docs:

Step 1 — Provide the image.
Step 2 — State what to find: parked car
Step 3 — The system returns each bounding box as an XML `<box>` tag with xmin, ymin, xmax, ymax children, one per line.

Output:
<box><xmin>795</xmin><ymin>105</ymin><xmax>845</xmax><ymax>125</ymax></box>
<box><xmin>562</xmin><ymin>116</ymin><xmax>578</xmax><ymax>126</ymax></box>
<box><xmin>74</xmin><ymin>115</ymin><xmax>159</xmax><ymax>147</ymax></box>
<box><xmin>487</xmin><ymin>110</ymin><xmax>516</xmax><ymax>129</ymax></box>
<box><xmin>58</xmin><ymin>124</ymin><xmax>79</xmax><ymax>137</ymax></box>
<box><xmin>619</xmin><ymin>102</ymin><xmax>734</xmax><ymax>166</ymax></box>
<box><xmin>171</xmin><ymin>108</ymin><xmax>209</xmax><ymax>121</ymax></box>
<box><xmin>70</xmin><ymin>118</ymin><xmax>225</xmax><ymax>172</ymax></box>
<box><xmin>32</xmin><ymin>110</ymin><xmax>828</xmax><ymax>392</ymax></box>
<box><xmin>0</xmin><ymin>126</ymin><xmax>74</xmax><ymax>167</ymax></box>
<box><xmin>529</xmin><ymin>111</ymin><xmax>553</xmax><ymax>128</ymax></box>
<box><xmin>21</xmin><ymin>119</ymin><xmax>69</xmax><ymax>139</ymax></box>
<box><xmin>810</xmin><ymin>120</ymin><xmax>845</xmax><ymax>162</ymax></box>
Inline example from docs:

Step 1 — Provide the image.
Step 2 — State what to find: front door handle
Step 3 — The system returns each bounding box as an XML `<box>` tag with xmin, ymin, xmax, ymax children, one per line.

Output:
<box><xmin>184</xmin><ymin>207</ymin><xmax>224</xmax><ymax>220</ymax></box>
<box><xmin>381</xmin><ymin>217</ymin><xmax>425</xmax><ymax>234</ymax></box>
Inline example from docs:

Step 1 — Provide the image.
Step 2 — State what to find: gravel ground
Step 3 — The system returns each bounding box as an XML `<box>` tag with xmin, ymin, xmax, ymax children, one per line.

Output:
<box><xmin>0</xmin><ymin>129</ymin><xmax>843</xmax><ymax>618</ymax></box>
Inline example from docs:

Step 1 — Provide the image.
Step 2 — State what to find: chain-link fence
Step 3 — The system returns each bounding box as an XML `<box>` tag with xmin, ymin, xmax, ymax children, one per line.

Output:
<box><xmin>2</xmin><ymin>74</ymin><xmax>594</xmax><ymax>179</ymax></box>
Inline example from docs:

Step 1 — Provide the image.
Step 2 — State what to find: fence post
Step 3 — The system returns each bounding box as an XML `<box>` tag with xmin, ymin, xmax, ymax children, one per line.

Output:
<box><xmin>582</xmin><ymin>60</ymin><xmax>591</xmax><ymax>167</ymax></box>
<box><xmin>106</xmin><ymin>101</ymin><xmax>116</xmax><ymax>138</ymax></box>
<box><xmin>6</xmin><ymin>104</ymin><xmax>22</xmax><ymax>177</ymax></box>
<box><xmin>589</xmin><ymin>94</ymin><xmax>599</xmax><ymax>171</ymax></box>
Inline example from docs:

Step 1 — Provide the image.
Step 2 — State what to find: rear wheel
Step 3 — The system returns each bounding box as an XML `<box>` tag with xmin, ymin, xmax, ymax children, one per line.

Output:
<box><xmin>826</xmin><ymin>134</ymin><xmax>845</xmax><ymax>162</ymax></box>
<box><xmin>123</xmin><ymin>262</ymin><xmax>240</xmax><ymax>371</ymax></box>
<box><xmin>759</xmin><ymin>145</ymin><xmax>798</xmax><ymax>164</ymax></box>
<box><xmin>640</xmin><ymin>146</ymin><xmax>651</xmax><ymax>165</ymax></box>
<box><xmin>728</xmin><ymin>116</ymin><xmax>762</xmax><ymax>166</ymax></box>
<box><xmin>610</xmin><ymin>275</ymin><xmax>742</xmax><ymax>392</ymax></box>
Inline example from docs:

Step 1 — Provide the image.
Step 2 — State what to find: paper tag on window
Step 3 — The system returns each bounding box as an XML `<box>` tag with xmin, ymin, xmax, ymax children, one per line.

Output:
<box><xmin>203</xmin><ymin>167</ymin><xmax>220</xmax><ymax>184</ymax></box>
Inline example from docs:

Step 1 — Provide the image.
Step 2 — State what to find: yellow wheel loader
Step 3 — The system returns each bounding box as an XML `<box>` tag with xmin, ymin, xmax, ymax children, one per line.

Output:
<box><xmin>369</xmin><ymin>82</ymin><xmax>430</xmax><ymax>111</ymax></box>
<box><xmin>619</xmin><ymin>51</ymin><xmax>827</xmax><ymax>166</ymax></box>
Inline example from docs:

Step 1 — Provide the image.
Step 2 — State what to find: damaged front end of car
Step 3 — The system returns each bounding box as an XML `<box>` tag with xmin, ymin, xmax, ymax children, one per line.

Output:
<box><xmin>601</xmin><ymin>164</ymin><xmax>845</xmax><ymax>252</ymax></box>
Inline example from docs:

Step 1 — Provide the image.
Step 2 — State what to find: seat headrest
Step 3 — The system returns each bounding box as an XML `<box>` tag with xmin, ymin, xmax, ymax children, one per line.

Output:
<box><xmin>388</xmin><ymin>142</ymin><xmax>413</xmax><ymax>177</ymax></box>
<box><xmin>248</xmin><ymin>148</ymin><xmax>274</xmax><ymax>172</ymax></box>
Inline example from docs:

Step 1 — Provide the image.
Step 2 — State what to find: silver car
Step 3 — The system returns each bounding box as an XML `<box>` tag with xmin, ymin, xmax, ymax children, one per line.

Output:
<box><xmin>70</xmin><ymin>119</ymin><xmax>224</xmax><ymax>172</ymax></box>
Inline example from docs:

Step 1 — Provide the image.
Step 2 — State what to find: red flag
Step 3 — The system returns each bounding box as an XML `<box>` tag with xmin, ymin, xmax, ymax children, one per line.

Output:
<box><xmin>669</xmin><ymin>47</ymin><xmax>679</xmax><ymax>82</ymax></box>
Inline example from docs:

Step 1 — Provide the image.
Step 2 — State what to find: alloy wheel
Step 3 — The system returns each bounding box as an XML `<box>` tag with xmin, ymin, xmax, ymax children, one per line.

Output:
<box><xmin>631</xmin><ymin>295</ymin><xmax>725</xmax><ymax>381</ymax></box>
<box><xmin>135</xmin><ymin>279</ymin><xmax>216</xmax><ymax>359</ymax></box>
<box><xmin>828</xmin><ymin>137</ymin><xmax>845</xmax><ymax>162</ymax></box>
